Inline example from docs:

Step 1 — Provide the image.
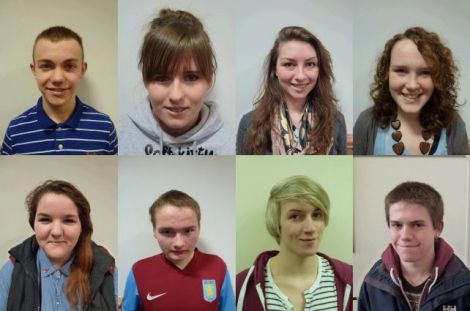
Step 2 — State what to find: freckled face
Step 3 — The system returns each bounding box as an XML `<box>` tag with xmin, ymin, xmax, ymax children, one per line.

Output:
<box><xmin>34</xmin><ymin>193</ymin><xmax>82</xmax><ymax>268</ymax></box>
<box><xmin>153</xmin><ymin>205</ymin><xmax>200</xmax><ymax>269</ymax></box>
<box><xmin>389</xmin><ymin>201</ymin><xmax>442</xmax><ymax>265</ymax></box>
<box><xmin>278</xmin><ymin>200</ymin><xmax>325</xmax><ymax>257</ymax></box>
<box><xmin>388</xmin><ymin>39</ymin><xmax>435</xmax><ymax>118</ymax></box>
<box><xmin>31</xmin><ymin>39</ymin><xmax>87</xmax><ymax>110</ymax></box>
<box><xmin>146</xmin><ymin>60</ymin><xmax>211</xmax><ymax>137</ymax></box>
<box><xmin>275</xmin><ymin>40</ymin><xmax>319</xmax><ymax>106</ymax></box>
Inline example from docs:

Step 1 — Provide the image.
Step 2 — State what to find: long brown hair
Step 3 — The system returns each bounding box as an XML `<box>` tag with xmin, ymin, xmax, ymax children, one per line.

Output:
<box><xmin>243</xmin><ymin>26</ymin><xmax>338</xmax><ymax>154</ymax></box>
<box><xmin>26</xmin><ymin>180</ymin><xmax>93</xmax><ymax>308</ymax></box>
<box><xmin>370</xmin><ymin>27</ymin><xmax>459</xmax><ymax>134</ymax></box>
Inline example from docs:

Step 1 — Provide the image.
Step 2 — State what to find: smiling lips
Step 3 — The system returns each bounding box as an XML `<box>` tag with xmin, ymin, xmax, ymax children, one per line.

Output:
<box><xmin>402</xmin><ymin>93</ymin><xmax>421</xmax><ymax>100</ymax></box>
<box><xmin>165</xmin><ymin>107</ymin><xmax>188</xmax><ymax>113</ymax></box>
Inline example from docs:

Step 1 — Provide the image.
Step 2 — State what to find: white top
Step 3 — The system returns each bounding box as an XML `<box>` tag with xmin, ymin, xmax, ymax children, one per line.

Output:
<box><xmin>264</xmin><ymin>255</ymin><xmax>338</xmax><ymax>311</ymax></box>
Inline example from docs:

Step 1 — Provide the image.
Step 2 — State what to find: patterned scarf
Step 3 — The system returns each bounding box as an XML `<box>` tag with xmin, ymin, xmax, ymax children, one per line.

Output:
<box><xmin>271</xmin><ymin>102</ymin><xmax>314</xmax><ymax>155</ymax></box>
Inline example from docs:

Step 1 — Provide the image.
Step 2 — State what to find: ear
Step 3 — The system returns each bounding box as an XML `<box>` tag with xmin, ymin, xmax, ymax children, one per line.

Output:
<box><xmin>30</xmin><ymin>63</ymin><xmax>36</xmax><ymax>77</ymax></box>
<box><xmin>81</xmin><ymin>61</ymin><xmax>88</xmax><ymax>76</ymax></box>
<box><xmin>434</xmin><ymin>221</ymin><xmax>443</xmax><ymax>237</ymax></box>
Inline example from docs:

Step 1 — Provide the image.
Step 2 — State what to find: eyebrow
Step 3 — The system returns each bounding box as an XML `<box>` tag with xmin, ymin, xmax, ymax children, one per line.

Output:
<box><xmin>279</xmin><ymin>56</ymin><xmax>318</xmax><ymax>61</ymax></box>
<box><xmin>36</xmin><ymin>58</ymin><xmax>80</xmax><ymax>64</ymax></box>
<box><xmin>36</xmin><ymin>213</ymin><xmax>78</xmax><ymax>218</ymax></box>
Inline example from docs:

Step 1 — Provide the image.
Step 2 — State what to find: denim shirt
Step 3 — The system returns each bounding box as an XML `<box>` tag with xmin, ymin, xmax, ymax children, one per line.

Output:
<box><xmin>0</xmin><ymin>248</ymin><xmax>76</xmax><ymax>311</ymax></box>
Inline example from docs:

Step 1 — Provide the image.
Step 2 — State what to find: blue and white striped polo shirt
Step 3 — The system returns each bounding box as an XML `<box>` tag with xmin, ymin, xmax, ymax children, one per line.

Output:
<box><xmin>0</xmin><ymin>97</ymin><xmax>117</xmax><ymax>155</ymax></box>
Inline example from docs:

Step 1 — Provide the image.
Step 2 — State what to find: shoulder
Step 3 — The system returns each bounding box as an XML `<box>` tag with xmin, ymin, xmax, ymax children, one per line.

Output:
<box><xmin>197</xmin><ymin>251</ymin><xmax>227</xmax><ymax>269</ymax></box>
<box><xmin>319</xmin><ymin>253</ymin><xmax>352</xmax><ymax>284</ymax></box>
<box><xmin>6</xmin><ymin>106</ymin><xmax>38</xmax><ymax>128</ymax></box>
<box><xmin>238</xmin><ymin>111</ymin><xmax>253</xmax><ymax>129</ymax></box>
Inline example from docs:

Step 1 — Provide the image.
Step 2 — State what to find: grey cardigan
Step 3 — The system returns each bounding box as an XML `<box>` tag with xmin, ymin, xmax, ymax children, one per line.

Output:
<box><xmin>353</xmin><ymin>107</ymin><xmax>469</xmax><ymax>155</ymax></box>
<box><xmin>236</xmin><ymin>110</ymin><xmax>347</xmax><ymax>155</ymax></box>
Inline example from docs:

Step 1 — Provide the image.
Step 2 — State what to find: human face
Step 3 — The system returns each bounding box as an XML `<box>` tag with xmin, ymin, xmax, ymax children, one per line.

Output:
<box><xmin>388</xmin><ymin>39</ymin><xmax>434</xmax><ymax>118</ymax></box>
<box><xmin>276</xmin><ymin>40</ymin><xmax>319</xmax><ymax>107</ymax></box>
<box><xmin>31</xmin><ymin>39</ymin><xmax>87</xmax><ymax>111</ymax></box>
<box><xmin>278</xmin><ymin>200</ymin><xmax>325</xmax><ymax>258</ymax></box>
<box><xmin>153</xmin><ymin>205</ymin><xmax>200</xmax><ymax>269</ymax></box>
<box><xmin>389</xmin><ymin>201</ymin><xmax>442</xmax><ymax>266</ymax></box>
<box><xmin>34</xmin><ymin>192</ymin><xmax>82</xmax><ymax>268</ymax></box>
<box><xmin>146</xmin><ymin>60</ymin><xmax>211</xmax><ymax>137</ymax></box>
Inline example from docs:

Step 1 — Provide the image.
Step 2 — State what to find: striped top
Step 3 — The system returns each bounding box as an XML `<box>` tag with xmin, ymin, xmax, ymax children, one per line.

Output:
<box><xmin>264</xmin><ymin>255</ymin><xmax>338</xmax><ymax>311</ymax></box>
<box><xmin>1</xmin><ymin>97</ymin><xmax>117</xmax><ymax>155</ymax></box>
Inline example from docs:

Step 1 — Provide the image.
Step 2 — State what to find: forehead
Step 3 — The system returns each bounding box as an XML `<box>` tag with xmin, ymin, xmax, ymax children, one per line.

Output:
<box><xmin>36</xmin><ymin>192</ymin><xmax>79</xmax><ymax>216</ymax></box>
<box><xmin>154</xmin><ymin>204</ymin><xmax>198</xmax><ymax>226</ymax></box>
<box><xmin>390</xmin><ymin>39</ymin><xmax>429</xmax><ymax>67</ymax></box>
<box><xmin>389</xmin><ymin>201</ymin><xmax>432</xmax><ymax>222</ymax></box>
<box><xmin>278</xmin><ymin>40</ymin><xmax>317</xmax><ymax>59</ymax></box>
<box><xmin>280</xmin><ymin>199</ymin><xmax>318</xmax><ymax>213</ymax></box>
<box><xmin>33</xmin><ymin>38</ymin><xmax>83</xmax><ymax>62</ymax></box>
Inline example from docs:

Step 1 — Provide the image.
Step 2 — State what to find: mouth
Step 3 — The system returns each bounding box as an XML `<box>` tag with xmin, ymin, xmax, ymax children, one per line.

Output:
<box><xmin>47</xmin><ymin>88</ymin><xmax>68</xmax><ymax>95</ymax></box>
<box><xmin>299</xmin><ymin>238</ymin><xmax>317</xmax><ymax>242</ymax></box>
<box><xmin>398</xmin><ymin>244</ymin><xmax>419</xmax><ymax>248</ymax></box>
<box><xmin>291</xmin><ymin>83</ymin><xmax>310</xmax><ymax>90</ymax></box>
<box><xmin>47</xmin><ymin>241</ymin><xmax>66</xmax><ymax>244</ymax></box>
<box><xmin>165</xmin><ymin>107</ymin><xmax>189</xmax><ymax>113</ymax></box>
<box><xmin>402</xmin><ymin>93</ymin><xmax>421</xmax><ymax>100</ymax></box>
<box><xmin>171</xmin><ymin>250</ymin><xmax>188</xmax><ymax>255</ymax></box>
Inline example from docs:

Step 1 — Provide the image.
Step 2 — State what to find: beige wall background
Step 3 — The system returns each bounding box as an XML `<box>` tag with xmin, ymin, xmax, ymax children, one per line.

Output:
<box><xmin>0</xmin><ymin>157</ymin><xmax>118</xmax><ymax>265</ymax></box>
<box><xmin>0</xmin><ymin>0</ymin><xmax>117</xmax><ymax>140</ymax></box>
<box><xmin>354</xmin><ymin>157</ymin><xmax>470</xmax><ymax>302</ymax></box>
<box><xmin>236</xmin><ymin>156</ymin><xmax>353</xmax><ymax>273</ymax></box>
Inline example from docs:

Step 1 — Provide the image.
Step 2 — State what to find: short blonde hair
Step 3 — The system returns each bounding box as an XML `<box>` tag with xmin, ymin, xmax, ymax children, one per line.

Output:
<box><xmin>265</xmin><ymin>175</ymin><xmax>330</xmax><ymax>244</ymax></box>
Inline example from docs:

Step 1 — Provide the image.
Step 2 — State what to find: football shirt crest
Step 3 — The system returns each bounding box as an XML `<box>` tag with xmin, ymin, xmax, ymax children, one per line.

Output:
<box><xmin>202</xmin><ymin>279</ymin><xmax>217</xmax><ymax>302</ymax></box>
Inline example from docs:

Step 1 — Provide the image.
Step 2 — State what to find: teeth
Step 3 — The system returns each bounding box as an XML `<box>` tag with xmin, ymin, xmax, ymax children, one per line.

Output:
<box><xmin>403</xmin><ymin>94</ymin><xmax>419</xmax><ymax>99</ymax></box>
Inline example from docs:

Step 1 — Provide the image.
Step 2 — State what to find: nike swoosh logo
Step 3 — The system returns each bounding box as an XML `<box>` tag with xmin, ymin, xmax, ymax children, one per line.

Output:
<box><xmin>147</xmin><ymin>292</ymin><xmax>166</xmax><ymax>301</ymax></box>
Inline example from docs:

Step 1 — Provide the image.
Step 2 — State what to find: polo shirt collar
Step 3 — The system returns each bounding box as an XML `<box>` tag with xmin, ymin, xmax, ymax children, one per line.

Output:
<box><xmin>36</xmin><ymin>96</ymin><xmax>84</xmax><ymax>129</ymax></box>
<box><xmin>37</xmin><ymin>247</ymin><xmax>74</xmax><ymax>277</ymax></box>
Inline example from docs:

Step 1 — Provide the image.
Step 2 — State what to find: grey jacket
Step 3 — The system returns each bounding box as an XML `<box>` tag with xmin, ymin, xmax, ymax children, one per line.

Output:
<box><xmin>353</xmin><ymin>107</ymin><xmax>469</xmax><ymax>155</ymax></box>
<box><xmin>236</xmin><ymin>110</ymin><xmax>347</xmax><ymax>155</ymax></box>
<box><xmin>119</xmin><ymin>98</ymin><xmax>235</xmax><ymax>155</ymax></box>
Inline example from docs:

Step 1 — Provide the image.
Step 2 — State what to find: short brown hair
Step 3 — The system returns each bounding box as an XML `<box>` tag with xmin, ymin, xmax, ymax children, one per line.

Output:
<box><xmin>33</xmin><ymin>26</ymin><xmax>84</xmax><ymax>61</ymax></box>
<box><xmin>149</xmin><ymin>190</ymin><xmax>201</xmax><ymax>228</ymax></box>
<box><xmin>385</xmin><ymin>181</ymin><xmax>444</xmax><ymax>228</ymax></box>
<box><xmin>139</xmin><ymin>9</ymin><xmax>216</xmax><ymax>84</ymax></box>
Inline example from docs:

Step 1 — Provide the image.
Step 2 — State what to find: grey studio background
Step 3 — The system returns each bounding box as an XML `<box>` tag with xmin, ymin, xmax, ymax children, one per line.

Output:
<box><xmin>118</xmin><ymin>156</ymin><xmax>236</xmax><ymax>297</ymax></box>
<box><xmin>235</xmin><ymin>0</ymin><xmax>353</xmax><ymax>134</ymax></box>
<box><xmin>354</xmin><ymin>0</ymin><xmax>470</xmax><ymax>136</ymax></box>
<box><xmin>118</xmin><ymin>0</ymin><xmax>236</xmax><ymax>128</ymax></box>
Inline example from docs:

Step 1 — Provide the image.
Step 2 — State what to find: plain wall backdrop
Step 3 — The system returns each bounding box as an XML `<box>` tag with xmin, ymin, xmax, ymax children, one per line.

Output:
<box><xmin>0</xmin><ymin>156</ymin><xmax>118</xmax><ymax>270</ymax></box>
<box><xmin>118</xmin><ymin>0</ymin><xmax>236</xmax><ymax>128</ymax></box>
<box><xmin>353</xmin><ymin>157</ymin><xmax>470</xmax><ymax>300</ymax></box>
<box><xmin>236</xmin><ymin>156</ymin><xmax>353</xmax><ymax>273</ymax></box>
<box><xmin>354</xmin><ymin>0</ymin><xmax>470</xmax><ymax>135</ymax></box>
<box><xmin>235</xmin><ymin>0</ymin><xmax>353</xmax><ymax>133</ymax></box>
<box><xmin>0</xmin><ymin>0</ymin><xmax>118</xmax><ymax>140</ymax></box>
<box><xmin>118</xmin><ymin>156</ymin><xmax>236</xmax><ymax>297</ymax></box>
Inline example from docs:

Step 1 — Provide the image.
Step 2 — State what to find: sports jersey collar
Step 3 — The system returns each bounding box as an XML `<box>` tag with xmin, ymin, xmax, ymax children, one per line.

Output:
<box><xmin>36</xmin><ymin>96</ymin><xmax>84</xmax><ymax>129</ymax></box>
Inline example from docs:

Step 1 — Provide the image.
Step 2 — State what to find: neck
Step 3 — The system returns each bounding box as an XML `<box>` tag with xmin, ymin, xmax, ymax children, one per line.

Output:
<box><xmin>172</xmin><ymin>251</ymin><xmax>195</xmax><ymax>270</ymax></box>
<box><xmin>285</xmin><ymin>98</ymin><xmax>307</xmax><ymax>114</ymax></box>
<box><xmin>396</xmin><ymin>109</ymin><xmax>421</xmax><ymax>129</ymax></box>
<box><xmin>272</xmin><ymin>248</ymin><xmax>317</xmax><ymax>277</ymax></box>
<box><xmin>42</xmin><ymin>97</ymin><xmax>76</xmax><ymax>123</ymax></box>
<box><xmin>400</xmin><ymin>252</ymin><xmax>435</xmax><ymax>286</ymax></box>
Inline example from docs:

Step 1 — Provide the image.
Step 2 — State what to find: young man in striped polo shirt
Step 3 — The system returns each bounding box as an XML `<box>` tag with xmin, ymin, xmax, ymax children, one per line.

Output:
<box><xmin>0</xmin><ymin>26</ymin><xmax>117</xmax><ymax>155</ymax></box>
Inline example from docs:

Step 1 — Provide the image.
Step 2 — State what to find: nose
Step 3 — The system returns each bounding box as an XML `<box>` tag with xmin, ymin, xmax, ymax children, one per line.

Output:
<box><xmin>405</xmin><ymin>73</ymin><xmax>420</xmax><ymax>91</ymax></box>
<box><xmin>294</xmin><ymin>66</ymin><xmax>307</xmax><ymax>82</ymax></box>
<box><xmin>51</xmin><ymin>68</ymin><xmax>65</xmax><ymax>83</ymax></box>
<box><xmin>302</xmin><ymin>217</ymin><xmax>315</xmax><ymax>234</ymax></box>
<box><xmin>400</xmin><ymin>225</ymin><xmax>412</xmax><ymax>240</ymax></box>
<box><xmin>169</xmin><ymin>79</ymin><xmax>184</xmax><ymax>103</ymax></box>
<box><xmin>172</xmin><ymin>233</ymin><xmax>185</xmax><ymax>249</ymax></box>
<box><xmin>50</xmin><ymin>221</ymin><xmax>63</xmax><ymax>238</ymax></box>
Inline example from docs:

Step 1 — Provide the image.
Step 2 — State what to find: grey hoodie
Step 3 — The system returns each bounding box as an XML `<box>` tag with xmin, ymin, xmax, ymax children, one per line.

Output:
<box><xmin>119</xmin><ymin>98</ymin><xmax>235</xmax><ymax>155</ymax></box>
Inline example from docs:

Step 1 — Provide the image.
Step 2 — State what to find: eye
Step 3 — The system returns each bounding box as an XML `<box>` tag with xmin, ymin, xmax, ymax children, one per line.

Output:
<box><xmin>306</xmin><ymin>61</ymin><xmax>317</xmax><ymax>68</ymax></box>
<box><xmin>37</xmin><ymin>217</ymin><xmax>51</xmax><ymax>223</ymax></box>
<box><xmin>392</xmin><ymin>68</ymin><xmax>407</xmax><ymax>75</ymax></box>
<box><xmin>313</xmin><ymin>211</ymin><xmax>324</xmax><ymax>220</ymax></box>
<box><xmin>184</xmin><ymin>228</ymin><xmax>195</xmax><ymax>234</ymax></box>
<box><xmin>185</xmin><ymin>73</ymin><xmax>200</xmax><ymax>82</ymax></box>
<box><xmin>39</xmin><ymin>64</ymin><xmax>52</xmax><ymax>70</ymax></box>
<box><xmin>289</xmin><ymin>214</ymin><xmax>301</xmax><ymax>221</ymax></box>
<box><xmin>64</xmin><ymin>63</ymin><xmax>77</xmax><ymax>71</ymax></box>
<box><xmin>153</xmin><ymin>74</ymin><xmax>171</xmax><ymax>83</ymax></box>
<box><xmin>391</xmin><ymin>223</ymin><xmax>402</xmax><ymax>228</ymax></box>
<box><xmin>419</xmin><ymin>70</ymin><xmax>431</xmax><ymax>76</ymax></box>
<box><xmin>159</xmin><ymin>229</ymin><xmax>174</xmax><ymax>237</ymax></box>
<box><xmin>63</xmin><ymin>218</ymin><xmax>77</xmax><ymax>224</ymax></box>
<box><xmin>282</xmin><ymin>62</ymin><xmax>295</xmax><ymax>69</ymax></box>
<box><xmin>412</xmin><ymin>223</ymin><xmax>424</xmax><ymax>228</ymax></box>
